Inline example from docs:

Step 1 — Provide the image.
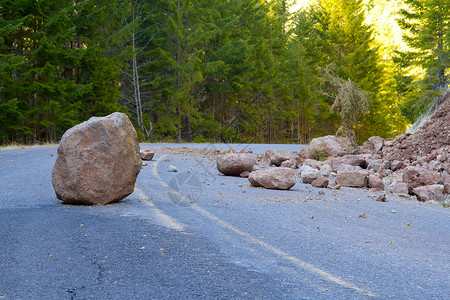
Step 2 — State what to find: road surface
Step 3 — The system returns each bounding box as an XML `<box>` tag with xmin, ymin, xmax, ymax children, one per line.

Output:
<box><xmin>0</xmin><ymin>145</ymin><xmax>448</xmax><ymax>299</ymax></box>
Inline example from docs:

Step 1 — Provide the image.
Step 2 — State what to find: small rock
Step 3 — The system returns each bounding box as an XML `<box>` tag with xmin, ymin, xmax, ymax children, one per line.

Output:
<box><xmin>140</xmin><ymin>149</ymin><xmax>155</xmax><ymax>161</ymax></box>
<box><xmin>240</xmin><ymin>171</ymin><xmax>250</xmax><ymax>178</ymax></box>
<box><xmin>311</xmin><ymin>177</ymin><xmax>329</xmax><ymax>188</ymax></box>
<box><xmin>318</xmin><ymin>191</ymin><xmax>325</xmax><ymax>196</ymax></box>
<box><xmin>168</xmin><ymin>165</ymin><xmax>178</xmax><ymax>172</ymax></box>
<box><xmin>164</xmin><ymin>158</ymin><xmax>171</xmax><ymax>162</ymax></box>
<box><xmin>308</xmin><ymin>215</ymin><xmax>314</xmax><ymax>219</ymax></box>
<box><xmin>391</xmin><ymin>210</ymin><xmax>396</xmax><ymax>213</ymax></box>
<box><xmin>142</xmin><ymin>161</ymin><xmax>148</xmax><ymax>166</ymax></box>
<box><xmin>359</xmin><ymin>213</ymin><xmax>367</xmax><ymax>218</ymax></box>
<box><xmin>376</xmin><ymin>194</ymin><xmax>387</xmax><ymax>202</ymax></box>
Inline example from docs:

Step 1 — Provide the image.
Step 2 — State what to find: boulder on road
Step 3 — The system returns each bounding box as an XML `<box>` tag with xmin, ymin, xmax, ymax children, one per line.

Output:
<box><xmin>412</xmin><ymin>185</ymin><xmax>445</xmax><ymax>202</ymax></box>
<box><xmin>368</xmin><ymin>174</ymin><xmax>384</xmax><ymax>191</ymax></box>
<box><xmin>336</xmin><ymin>169</ymin><xmax>368</xmax><ymax>188</ymax></box>
<box><xmin>299</xmin><ymin>135</ymin><xmax>358</xmax><ymax>159</ymax></box>
<box><xmin>311</xmin><ymin>177</ymin><xmax>329</xmax><ymax>188</ymax></box>
<box><xmin>328</xmin><ymin>155</ymin><xmax>366</xmax><ymax>172</ymax></box>
<box><xmin>140</xmin><ymin>148</ymin><xmax>155</xmax><ymax>161</ymax></box>
<box><xmin>217</xmin><ymin>153</ymin><xmax>257</xmax><ymax>176</ymax></box>
<box><xmin>248</xmin><ymin>168</ymin><xmax>296</xmax><ymax>190</ymax></box>
<box><xmin>266</xmin><ymin>150</ymin><xmax>298</xmax><ymax>166</ymax></box>
<box><xmin>52</xmin><ymin>112</ymin><xmax>142</xmax><ymax>205</ymax></box>
<box><xmin>403</xmin><ymin>166</ymin><xmax>442</xmax><ymax>193</ymax></box>
<box><xmin>387</xmin><ymin>182</ymin><xmax>409</xmax><ymax>197</ymax></box>
<box><xmin>280</xmin><ymin>158</ymin><xmax>298</xmax><ymax>169</ymax></box>
<box><xmin>299</xmin><ymin>165</ymin><xmax>320</xmax><ymax>184</ymax></box>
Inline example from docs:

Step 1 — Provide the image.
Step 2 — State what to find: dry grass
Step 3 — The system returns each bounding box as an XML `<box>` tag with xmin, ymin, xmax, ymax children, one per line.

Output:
<box><xmin>0</xmin><ymin>142</ymin><xmax>59</xmax><ymax>151</ymax></box>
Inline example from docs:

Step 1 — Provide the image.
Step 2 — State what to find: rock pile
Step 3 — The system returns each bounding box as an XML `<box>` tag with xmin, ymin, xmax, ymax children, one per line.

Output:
<box><xmin>297</xmin><ymin>100</ymin><xmax>450</xmax><ymax>203</ymax></box>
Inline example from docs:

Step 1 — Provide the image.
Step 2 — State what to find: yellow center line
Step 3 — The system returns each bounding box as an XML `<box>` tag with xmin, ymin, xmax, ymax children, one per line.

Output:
<box><xmin>151</xmin><ymin>155</ymin><xmax>376</xmax><ymax>297</ymax></box>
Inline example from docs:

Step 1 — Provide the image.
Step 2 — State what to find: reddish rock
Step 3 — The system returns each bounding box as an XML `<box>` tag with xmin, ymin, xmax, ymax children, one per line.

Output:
<box><xmin>388</xmin><ymin>182</ymin><xmax>409</xmax><ymax>197</ymax></box>
<box><xmin>140</xmin><ymin>148</ymin><xmax>155</xmax><ymax>161</ymax></box>
<box><xmin>403</xmin><ymin>166</ymin><xmax>442</xmax><ymax>193</ymax></box>
<box><xmin>368</xmin><ymin>175</ymin><xmax>384</xmax><ymax>191</ymax></box>
<box><xmin>412</xmin><ymin>185</ymin><xmax>445</xmax><ymax>202</ymax></box>
<box><xmin>362</xmin><ymin>136</ymin><xmax>384</xmax><ymax>154</ymax></box>
<box><xmin>299</xmin><ymin>135</ymin><xmax>358</xmax><ymax>159</ymax></box>
<box><xmin>217</xmin><ymin>153</ymin><xmax>257</xmax><ymax>176</ymax></box>
<box><xmin>311</xmin><ymin>177</ymin><xmax>329</xmax><ymax>188</ymax></box>
<box><xmin>267</xmin><ymin>150</ymin><xmax>298</xmax><ymax>166</ymax></box>
<box><xmin>376</xmin><ymin>194</ymin><xmax>387</xmax><ymax>202</ymax></box>
<box><xmin>248</xmin><ymin>168</ymin><xmax>296</xmax><ymax>190</ymax></box>
<box><xmin>328</xmin><ymin>155</ymin><xmax>366</xmax><ymax>172</ymax></box>
<box><xmin>336</xmin><ymin>169</ymin><xmax>368</xmax><ymax>188</ymax></box>
<box><xmin>52</xmin><ymin>112</ymin><xmax>142</xmax><ymax>205</ymax></box>
<box><xmin>280</xmin><ymin>158</ymin><xmax>298</xmax><ymax>169</ymax></box>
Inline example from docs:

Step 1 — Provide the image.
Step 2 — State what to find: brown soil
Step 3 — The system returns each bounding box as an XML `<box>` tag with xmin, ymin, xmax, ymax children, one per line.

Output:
<box><xmin>383</xmin><ymin>98</ymin><xmax>450</xmax><ymax>163</ymax></box>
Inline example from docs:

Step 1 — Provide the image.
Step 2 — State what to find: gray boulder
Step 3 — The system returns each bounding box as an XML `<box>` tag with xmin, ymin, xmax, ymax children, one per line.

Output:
<box><xmin>299</xmin><ymin>135</ymin><xmax>358</xmax><ymax>159</ymax></box>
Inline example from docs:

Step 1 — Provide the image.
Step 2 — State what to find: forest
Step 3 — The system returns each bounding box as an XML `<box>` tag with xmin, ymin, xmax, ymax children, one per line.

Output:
<box><xmin>0</xmin><ymin>0</ymin><xmax>448</xmax><ymax>145</ymax></box>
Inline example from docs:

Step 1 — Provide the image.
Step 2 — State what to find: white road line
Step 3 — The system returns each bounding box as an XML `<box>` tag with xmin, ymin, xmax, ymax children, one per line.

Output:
<box><xmin>134</xmin><ymin>187</ymin><xmax>184</xmax><ymax>231</ymax></box>
<box><xmin>151</xmin><ymin>155</ymin><xmax>375</xmax><ymax>297</ymax></box>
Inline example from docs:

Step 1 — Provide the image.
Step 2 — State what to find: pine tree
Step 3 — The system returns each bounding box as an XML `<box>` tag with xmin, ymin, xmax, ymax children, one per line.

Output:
<box><xmin>396</xmin><ymin>0</ymin><xmax>449</xmax><ymax>122</ymax></box>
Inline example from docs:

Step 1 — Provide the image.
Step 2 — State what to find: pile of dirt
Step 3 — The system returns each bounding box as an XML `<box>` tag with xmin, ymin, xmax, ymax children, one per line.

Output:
<box><xmin>382</xmin><ymin>98</ymin><xmax>450</xmax><ymax>164</ymax></box>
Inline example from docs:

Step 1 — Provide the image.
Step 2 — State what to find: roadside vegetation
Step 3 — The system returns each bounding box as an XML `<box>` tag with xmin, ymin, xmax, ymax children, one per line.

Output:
<box><xmin>0</xmin><ymin>0</ymin><xmax>448</xmax><ymax>145</ymax></box>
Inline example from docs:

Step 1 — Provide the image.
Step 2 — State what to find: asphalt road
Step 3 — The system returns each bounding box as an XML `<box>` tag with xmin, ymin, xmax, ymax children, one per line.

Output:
<box><xmin>0</xmin><ymin>145</ymin><xmax>449</xmax><ymax>299</ymax></box>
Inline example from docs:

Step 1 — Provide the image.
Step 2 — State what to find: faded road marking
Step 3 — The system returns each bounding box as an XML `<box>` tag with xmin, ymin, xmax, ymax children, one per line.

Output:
<box><xmin>152</xmin><ymin>155</ymin><xmax>375</xmax><ymax>297</ymax></box>
<box><xmin>134</xmin><ymin>187</ymin><xmax>184</xmax><ymax>231</ymax></box>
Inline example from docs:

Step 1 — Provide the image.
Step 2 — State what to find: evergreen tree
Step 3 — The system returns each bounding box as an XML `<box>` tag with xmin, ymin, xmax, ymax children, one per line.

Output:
<box><xmin>396</xmin><ymin>0</ymin><xmax>449</xmax><ymax>122</ymax></box>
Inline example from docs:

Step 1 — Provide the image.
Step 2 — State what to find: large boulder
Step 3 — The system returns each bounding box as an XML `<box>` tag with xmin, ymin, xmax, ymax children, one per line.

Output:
<box><xmin>403</xmin><ymin>166</ymin><xmax>442</xmax><ymax>193</ymax></box>
<box><xmin>217</xmin><ymin>153</ymin><xmax>257</xmax><ymax>176</ymax></box>
<box><xmin>248</xmin><ymin>168</ymin><xmax>296</xmax><ymax>190</ymax></box>
<box><xmin>387</xmin><ymin>182</ymin><xmax>409</xmax><ymax>197</ymax></box>
<box><xmin>266</xmin><ymin>150</ymin><xmax>298</xmax><ymax>166</ymax></box>
<box><xmin>336</xmin><ymin>169</ymin><xmax>368</xmax><ymax>188</ymax></box>
<box><xmin>299</xmin><ymin>135</ymin><xmax>358</xmax><ymax>159</ymax></box>
<box><xmin>280</xmin><ymin>158</ymin><xmax>298</xmax><ymax>169</ymax></box>
<box><xmin>368</xmin><ymin>174</ymin><xmax>384</xmax><ymax>191</ymax></box>
<box><xmin>52</xmin><ymin>112</ymin><xmax>142</xmax><ymax>205</ymax></box>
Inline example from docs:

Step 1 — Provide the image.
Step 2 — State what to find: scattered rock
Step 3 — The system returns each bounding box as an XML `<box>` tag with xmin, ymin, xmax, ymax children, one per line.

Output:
<box><xmin>359</xmin><ymin>213</ymin><xmax>367</xmax><ymax>218</ymax></box>
<box><xmin>376</xmin><ymin>194</ymin><xmax>387</xmax><ymax>202</ymax></box>
<box><xmin>328</xmin><ymin>155</ymin><xmax>366</xmax><ymax>172</ymax></box>
<box><xmin>412</xmin><ymin>185</ymin><xmax>445</xmax><ymax>202</ymax></box>
<box><xmin>240</xmin><ymin>171</ymin><xmax>250</xmax><ymax>178</ymax></box>
<box><xmin>336</xmin><ymin>169</ymin><xmax>368</xmax><ymax>188</ymax></box>
<box><xmin>368</xmin><ymin>174</ymin><xmax>384</xmax><ymax>191</ymax></box>
<box><xmin>142</xmin><ymin>161</ymin><xmax>148</xmax><ymax>167</ymax></box>
<box><xmin>319</xmin><ymin>164</ymin><xmax>332</xmax><ymax>177</ymax></box>
<box><xmin>164</xmin><ymin>158</ymin><xmax>171</xmax><ymax>162</ymax></box>
<box><xmin>168</xmin><ymin>165</ymin><xmax>178</xmax><ymax>172</ymax></box>
<box><xmin>280</xmin><ymin>158</ymin><xmax>298</xmax><ymax>169</ymax></box>
<box><xmin>311</xmin><ymin>177</ymin><xmax>329</xmax><ymax>188</ymax></box>
<box><xmin>362</xmin><ymin>136</ymin><xmax>384</xmax><ymax>155</ymax></box>
<box><xmin>299</xmin><ymin>165</ymin><xmax>320</xmax><ymax>184</ymax></box>
<box><xmin>266</xmin><ymin>150</ymin><xmax>298</xmax><ymax>166</ymax></box>
<box><xmin>248</xmin><ymin>168</ymin><xmax>296</xmax><ymax>190</ymax></box>
<box><xmin>303</xmin><ymin>159</ymin><xmax>324</xmax><ymax>170</ymax></box>
<box><xmin>387</xmin><ymin>182</ymin><xmax>409</xmax><ymax>197</ymax></box>
<box><xmin>403</xmin><ymin>166</ymin><xmax>442</xmax><ymax>193</ymax></box>
<box><xmin>140</xmin><ymin>148</ymin><xmax>155</xmax><ymax>161</ymax></box>
<box><xmin>299</xmin><ymin>135</ymin><xmax>358</xmax><ymax>159</ymax></box>
<box><xmin>52</xmin><ymin>112</ymin><xmax>142</xmax><ymax>205</ymax></box>
<box><xmin>217</xmin><ymin>153</ymin><xmax>257</xmax><ymax>176</ymax></box>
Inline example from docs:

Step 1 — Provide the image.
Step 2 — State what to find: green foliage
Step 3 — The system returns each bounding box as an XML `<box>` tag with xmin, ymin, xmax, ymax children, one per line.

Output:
<box><xmin>396</xmin><ymin>0</ymin><xmax>450</xmax><ymax>122</ymax></box>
